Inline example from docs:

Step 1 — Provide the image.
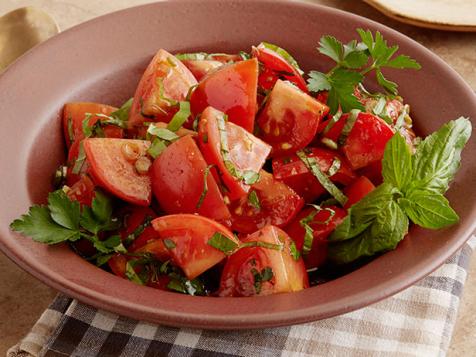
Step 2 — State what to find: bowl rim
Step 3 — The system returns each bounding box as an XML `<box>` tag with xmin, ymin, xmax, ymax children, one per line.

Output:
<box><xmin>1</xmin><ymin>0</ymin><xmax>475</xmax><ymax>329</ymax></box>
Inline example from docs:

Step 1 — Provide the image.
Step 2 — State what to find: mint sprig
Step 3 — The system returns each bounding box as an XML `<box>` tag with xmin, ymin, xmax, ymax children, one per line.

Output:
<box><xmin>328</xmin><ymin>117</ymin><xmax>471</xmax><ymax>264</ymax></box>
<box><xmin>307</xmin><ymin>29</ymin><xmax>421</xmax><ymax>114</ymax></box>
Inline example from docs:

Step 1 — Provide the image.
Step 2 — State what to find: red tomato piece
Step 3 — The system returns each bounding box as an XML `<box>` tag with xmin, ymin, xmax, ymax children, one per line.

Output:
<box><xmin>229</xmin><ymin>170</ymin><xmax>304</xmax><ymax>234</ymax></box>
<box><xmin>285</xmin><ymin>206</ymin><xmax>347</xmax><ymax>269</ymax></box>
<box><xmin>150</xmin><ymin>135</ymin><xmax>231</xmax><ymax>223</ymax></box>
<box><xmin>83</xmin><ymin>138</ymin><xmax>152</xmax><ymax>206</ymax></box>
<box><xmin>198</xmin><ymin>107</ymin><xmax>271</xmax><ymax>201</ymax></box>
<box><xmin>66</xmin><ymin>175</ymin><xmax>95</xmax><ymax>206</ymax></box>
<box><xmin>108</xmin><ymin>253</ymin><xmax>128</xmax><ymax>278</ymax></box>
<box><xmin>257</xmin><ymin>80</ymin><xmax>329</xmax><ymax>157</ymax></box>
<box><xmin>128</xmin><ymin>49</ymin><xmax>197</xmax><ymax>129</ymax></box>
<box><xmin>322</xmin><ymin>112</ymin><xmax>394</xmax><ymax>170</ymax></box>
<box><xmin>62</xmin><ymin>102</ymin><xmax>122</xmax><ymax>148</ymax></box>
<box><xmin>190</xmin><ymin>58</ymin><xmax>258</xmax><ymax>132</ymax></box>
<box><xmin>219</xmin><ymin>225</ymin><xmax>309</xmax><ymax>297</ymax></box>
<box><xmin>343</xmin><ymin>176</ymin><xmax>375</xmax><ymax>209</ymax></box>
<box><xmin>251</xmin><ymin>44</ymin><xmax>308</xmax><ymax>93</ymax></box>
<box><xmin>66</xmin><ymin>140</ymin><xmax>89</xmax><ymax>186</ymax></box>
<box><xmin>272</xmin><ymin>147</ymin><xmax>356</xmax><ymax>203</ymax></box>
<box><xmin>358</xmin><ymin>160</ymin><xmax>383</xmax><ymax>186</ymax></box>
<box><xmin>180</xmin><ymin>60</ymin><xmax>223</xmax><ymax>81</ymax></box>
<box><xmin>151</xmin><ymin>214</ymin><xmax>239</xmax><ymax>279</ymax></box>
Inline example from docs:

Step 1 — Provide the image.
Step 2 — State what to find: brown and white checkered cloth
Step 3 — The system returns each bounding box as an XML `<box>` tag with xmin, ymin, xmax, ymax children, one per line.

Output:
<box><xmin>8</xmin><ymin>235</ymin><xmax>476</xmax><ymax>357</ymax></box>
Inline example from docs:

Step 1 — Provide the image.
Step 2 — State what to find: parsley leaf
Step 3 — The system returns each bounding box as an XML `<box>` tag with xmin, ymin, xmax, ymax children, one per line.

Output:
<box><xmin>48</xmin><ymin>190</ymin><xmax>80</xmax><ymax>230</ymax></box>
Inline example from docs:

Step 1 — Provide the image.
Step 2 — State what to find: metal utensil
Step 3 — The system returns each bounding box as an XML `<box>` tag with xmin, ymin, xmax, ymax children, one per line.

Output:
<box><xmin>0</xmin><ymin>7</ymin><xmax>59</xmax><ymax>71</ymax></box>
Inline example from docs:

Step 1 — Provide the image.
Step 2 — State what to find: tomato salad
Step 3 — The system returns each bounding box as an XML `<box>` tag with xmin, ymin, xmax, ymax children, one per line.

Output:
<box><xmin>11</xmin><ymin>30</ymin><xmax>471</xmax><ymax>297</ymax></box>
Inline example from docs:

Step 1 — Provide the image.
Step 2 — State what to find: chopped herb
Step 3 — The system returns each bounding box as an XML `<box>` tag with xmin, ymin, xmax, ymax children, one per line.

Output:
<box><xmin>248</xmin><ymin>190</ymin><xmax>261</xmax><ymax>209</ymax></box>
<box><xmin>124</xmin><ymin>215</ymin><xmax>153</xmax><ymax>247</ymax></box>
<box><xmin>67</xmin><ymin>116</ymin><xmax>74</xmax><ymax>143</ymax></box>
<box><xmin>239</xmin><ymin>51</ymin><xmax>251</xmax><ymax>60</ymax></box>
<box><xmin>53</xmin><ymin>165</ymin><xmax>68</xmax><ymax>188</ymax></box>
<box><xmin>163</xmin><ymin>239</ymin><xmax>177</xmax><ymax>250</ymax></box>
<box><xmin>300</xmin><ymin>205</ymin><xmax>335</xmax><ymax>255</ymax></box>
<box><xmin>196</xmin><ymin>165</ymin><xmax>214</xmax><ymax>209</ymax></box>
<box><xmin>125</xmin><ymin>261</ymin><xmax>145</xmax><ymax>285</ymax></box>
<box><xmin>72</xmin><ymin>142</ymin><xmax>86</xmax><ymax>175</ymax></box>
<box><xmin>321</xmin><ymin>137</ymin><xmax>338</xmax><ymax>150</ymax></box>
<box><xmin>327</xmin><ymin>158</ymin><xmax>341</xmax><ymax>177</ymax></box>
<box><xmin>167</xmin><ymin>101</ymin><xmax>191</xmax><ymax>132</ymax></box>
<box><xmin>147</xmin><ymin>126</ymin><xmax>179</xmax><ymax>141</ymax></box>
<box><xmin>110</xmin><ymin>98</ymin><xmax>133</xmax><ymax>124</ymax></box>
<box><xmin>175</xmin><ymin>52</ymin><xmax>209</xmax><ymax>61</ymax></box>
<box><xmin>259</xmin><ymin>42</ymin><xmax>304</xmax><ymax>74</ymax></box>
<box><xmin>297</xmin><ymin>150</ymin><xmax>347</xmax><ymax>206</ymax></box>
<box><xmin>240</xmin><ymin>241</ymin><xmax>283</xmax><ymax>251</ymax></box>
<box><xmin>242</xmin><ymin>170</ymin><xmax>260</xmax><ymax>185</ymax></box>
<box><xmin>338</xmin><ymin>109</ymin><xmax>360</xmax><ymax>146</ymax></box>
<box><xmin>323</xmin><ymin>109</ymin><xmax>343</xmax><ymax>135</ymax></box>
<box><xmin>251</xmin><ymin>267</ymin><xmax>274</xmax><ymax>294</ymax></box>
<box><xmin>289</xmin><ymin>241</ymin><xmax>301</xmax><ymax>261</ymax></box>
<box><xmin>147</xmin><ymin>138</ymin><xmax>168</xmax><ymax>159</ymax></box>
<box><xmin>394</xmin><ymin>104</ymin><xmax>410</xmax><ymax>130</ymax></box>
<box><xmin>95</xmin><ymin>253</ymin><xmax>113</xmax><ymax>267</ymax></box>
<box><xmin>207</xmin><ymin>232</ymin><xmax>239</xmax><ymax>255</ymax></box>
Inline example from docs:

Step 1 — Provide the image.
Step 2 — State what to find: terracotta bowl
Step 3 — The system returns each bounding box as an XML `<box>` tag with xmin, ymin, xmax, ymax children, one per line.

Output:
<box><xmin>0</xmin><ymin>0</ymin><xmax>475</xmax><ymax>329</ymax></box>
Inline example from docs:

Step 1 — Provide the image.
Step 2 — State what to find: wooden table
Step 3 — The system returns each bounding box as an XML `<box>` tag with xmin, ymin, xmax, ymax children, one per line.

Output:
<box><xmin>1</xmin><ymin>1</ymin><xmax>475</xmax><ymax>355</ymax></box>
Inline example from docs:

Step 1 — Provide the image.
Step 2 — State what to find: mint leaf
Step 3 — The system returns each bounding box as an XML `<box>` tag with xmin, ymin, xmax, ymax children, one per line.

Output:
<box><xmin>382</xmin><ymin>132</ymin><xmax>412</xmax><ymax>190</ymax></box>
<box><xmin>328</xmin><ymin>198</ymin><xmax>408</xmax><ymax>264</ymax></box>
<box><xmin>47</xmin><ymin>190</ymin><xmax>80</xmax><ymax>230</ymax></box>
<box><xmin>10</xmin><ymin>205</ymin><xmax>80</xmax><ymax>244</ymax></box>
<box><xmin>411</xmin><ymin>117</ymin><xmax>472</xmax><ymax>194</ymax></box>
<box><xmin>399</xmin><ymin>190</ymin><xmax>459</xmax><ymax>229</ymax></box>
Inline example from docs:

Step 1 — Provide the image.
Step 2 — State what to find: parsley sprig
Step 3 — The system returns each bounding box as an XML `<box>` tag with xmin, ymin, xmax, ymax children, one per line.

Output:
<box><xmin>308</xmin><ymin>29</ymin><xmax>421</xmax><ymax>114</ymax></box>
<box><xmin>10</xmin><ymin>189</ymin><xmax>124</xmax><ymax>254</ymax></box>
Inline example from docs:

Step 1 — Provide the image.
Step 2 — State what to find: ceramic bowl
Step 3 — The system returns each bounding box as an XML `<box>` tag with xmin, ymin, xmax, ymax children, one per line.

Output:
<box><xmin>0</xmin><ymin>0</ymin><xmax>475</xmax><ymax>329</ymax></box>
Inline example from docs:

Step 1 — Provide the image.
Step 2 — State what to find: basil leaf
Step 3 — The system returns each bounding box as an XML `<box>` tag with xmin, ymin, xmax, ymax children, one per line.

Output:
<box><xmin>328</xmin><ymin>198</ymin><xmax>408</xmax><ymax>264</ymax></box>
<box><xmin>411</xmin><ymin>117</ymin><xmax>472</xmax><ymax>194</ymax></box>
<box><xmin>329</xmin><ymin>183</ymin><xmax>398</xmax><ymax>242</ymax></box>
<box><xmin>207</xmin><ymin>232</ymin><xmax>238</xmax><ymax>254</ymax></box>
<box><xmin>399</xmin><ymin>190</ymin><xmax>459</xmax><ymax>229</ymax></box>
<box><xmin>382</xmin><ymin>132</ymin><xmax>412</xmax><ymax>190</ymax></box>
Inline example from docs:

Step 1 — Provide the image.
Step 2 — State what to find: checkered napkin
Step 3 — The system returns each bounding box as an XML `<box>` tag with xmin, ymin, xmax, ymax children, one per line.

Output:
<box><xmin>8</xmin><ymin>235</ymin><xmax>476</xmax><ymax>357</ymax></box>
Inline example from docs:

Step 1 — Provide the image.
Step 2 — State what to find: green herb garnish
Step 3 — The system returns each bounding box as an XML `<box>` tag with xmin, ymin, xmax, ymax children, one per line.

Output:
<box><xmin>167</xmin><ymin>101</ymin><xmax>191</xmax><ymax>132</ymax></box>
<box><xmin>251</xmin><ymin>267</ymin><xmax>274</xmax><ymax>294</ymax></box>
<box><xmin>248</xmin><ymin>190</ymin><xmax>261</xmax><ymax>209</ymax></box>
<box><xmin>196</xmin><ymin>165</ymin><xmax>214</xmax><ymax>209</ymax></box>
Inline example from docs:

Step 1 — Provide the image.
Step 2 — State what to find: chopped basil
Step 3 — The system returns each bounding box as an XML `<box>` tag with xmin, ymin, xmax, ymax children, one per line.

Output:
<box><xmin>147</xmin><ymin>138</ymin><xmax>168</xmax><ymax>159</ymax></box>
<box><xmin>247</xmin><ymin>190</ymin><xmax>261</xmax><ymax>209</ymax></box>
<box><xmin>394</xmin><ymin>104</ymin><xmax>410</xmax><ymax>130</ymax></box>
<box><xmin>289</xmin><ymin>241</ymin><xmax>301</xmax><ymax>261</ymax></box>
<box><xmin>67</xmin><ymin>116</ymin><xmax>74</xmax><ymax>143</ymax></box>
<box><xmin>163</xmin><ymin>239</ymin><xmax>176</xmax><ymax>250</ymax></box>
<box><xmin>175</xmin><ymin>52</ymin><xmax>209</xmax><ymax>61</ymax></box>
<box><xmin>207</xmin><ymin>232</ymin><xmax>239</xmax><ymax>255</ymax></box>
<box><xmin>297</xmin><ymin>150</ymin><xmax>347</xmax><ymax>206</ymax></box>
<box><xmin>167</xmin><ymin>101</ymin><xmax>191</xmax><ymax>132</ymax></box>
<box><xmin>251</xmin><ymin>266</ymin><xmax>274</xmax><ymax>294</ymax></box>
<box><xmin>240</xmin><ymin>241</ymin><xmax>283</xmax><ymax>251</ymax></box>
<box><xmin>196</xmin><ymin>165</ymin><xmax>213</xmax><ymax>209</ymax></box>
<box><xmin>110</xmin><ymin>98</ymin><xmax>133</xmax><ymax>124</ymax></box>
<box><xmin>372</xmin><ymin>96</ymin><xmax>393</xmax><ymax>124</ymax></box>
<box><xmin>72</xmin><ymin>142</ymin><xmax>87</xmax><ymax>175</ymax></box>
<box><xmin>327</xmin><ymin>158</ymin><xmax>341</xmax><ymax>177</ymax></box>
<box><xmin>125</xmin><ymin>261</ymin><xmax>145</xmax><ymax>285</ymax></box>
<box><xmin>323</xmin><ymin>109</ymin><xmax>343</xmax><ymax>135</ymax></box>
<box><xmin>123</xmin><ymin>215</ymin><xmax>153</xmax><ymax>247</ymax></box>
<box><xmin>338</xmin><ymin>109</ymin><xmax>360</xmax><ymax>146</ymax></box>
<box><xmin>157</xmin><ymin>78</ymin><xmax>178</xmax><ymax>106</ymax></box>
<box><xmin>147</xmin><ymin>126</ymin><xmax>179</xmax><ymax>141</ymax></box>
<box><xmin>259</xmin><ymin>42</ymin><xmax>303</xmax><ymax>74</ymax></box>
<box><xmin>242</xmin><ymin>170</ymin><xmax>260</xmax><ymax>185</ymax></box>
<box><xmin>321</xmin><ymin>137</ymin><xmax>338</xmax><ymax>150</ymax></box>
<box><xmin>299</xmin><ymin>205</ymin><xmax>336</xmax><ymax>255</ymax></box>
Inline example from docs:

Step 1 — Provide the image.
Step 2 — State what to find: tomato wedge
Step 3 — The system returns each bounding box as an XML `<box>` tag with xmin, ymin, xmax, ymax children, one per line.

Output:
<box><xmin>257</xmin><ymin>80</ymin><xmax>329</xmax><ymax>157</ymax></box>
<box><xmin>83</xmin><ymin>138</ymin><xmax>152</xmax><ymax>206</ymax></box>
<box><xmin>272</xmin><ymin>147</ymin><xmax>356</xmax><ymax>203</ymax></box>
<box><xmin>229</xmin><ymin>170</ymin><xmax>304</xmax><ymax>234</ymax></box>
<box><xmin>150</xmin><ymin>135</ymin><xmax>231</xmax><ymax>223</ymax></box>
<box><xmin>343</xmin><ymin>176</ymin><xmax>375</xmax><ymax>209</ymax></box>
<box><xmin>198</xmin><ymin>107</ymin><xmax>271</xmax><ymax>201</ymax></box>
<box><xmin>285</xmin><ymin>206</ymin><xmax>347</xmax><ymax>269</ymax></box>
<box><xmin>128</xmin><ymin>49</ymin><xmax>197</xmax><ymax>129</ymax></box>
<box><xmin>180</xmin><ymin>59</ymin><xmax>223</xmax><ymax>81</ymax></box>
<box><xmin>219</xmin><ymin>225</ymin><xmax>308</xmax><ymax>297</ymax></box>
<box><xmin>190</xmin><ymin>58</ymin><xmax>258</xmax><ymax>132</ymax></box>
<box><xmin>151</xmin><ymin>214</ymin><xmax>238</xmax><ymax>279</ymax></box>
<box><xmin>251</xmin><ymin>44</ymin><xmax>308</xmax><ymax>93</ymax></box>
<box><xmin>322</xmin><ymin>112</ymin><xmax>394</xmax><ymax>170</ymax></box>
<box><xmin>66</xmin><ymin>174</ymin><xmax>95</xmax><ymax>206</ymax></box>
<box><xmin>62</xmin><ymin>102</ymin><xmax>122</xmax><ymax>148</ymax></box>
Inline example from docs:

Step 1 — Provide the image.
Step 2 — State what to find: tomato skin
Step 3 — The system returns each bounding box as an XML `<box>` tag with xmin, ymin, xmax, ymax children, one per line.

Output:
<box><xmin>128</xmin><ymin>49</ymin><xmax>197</xmax><ymax>130</ymax></box>
<box><xmin>323</xmin><ymin>112</ymin><xmax>395</xmax><ymax>170</ymax></box>
<box><xmin>343</xmin><ymin>176</ymin><xmax>375</xmax><ymax>209</ymax></box>
<box><xmin>66</xmin><ymin>175</ymin><xmax>95</xmax><ymax>206</ymax></box>
<box><xmin>251</xmin><ymin>45</ymin><xmax>308</xmax><ymax>93</ymax></box>
<box><xmin>358</xmin><ymin>160</ymin><xmax>383</xmax><ymax>186</ymax></box>
<box><xmin>198</xmin><ymin>107</ymin><xmax>271</xmax><ymax>201</ymax></box>
<box><xmin>229</xmin><ymin>170</ymin><xmax>304</xmax><ymax>234</ymax></box>
<box><xmin>219</xmin><ymin>225</ymin><xmax>308</xmax><ymax>297</ymax></box>
<box><xmin>150</xmin><ymin>135</ymin><xmax>231</xmax><ymax>223</ymax></box>
<box><xmin>83</xmin><ymin>138</ymin><xmax>152</xmax><ymax>206</ymax></box>
<box><xmin>285</xmin><ymin>206</ymin><xmax>347</xmax><ymax>269</ymax></box>
<box><xmin>190</xmin><ymin>58</ymin><xmax>258</xmax><ymax>132</ymax></box>
<box><xmin>152</xmin><ymin>214</ymin><xmax>239</xmax><ymax>280</ymax></box>
<box><xmin>257</xmin><ymin>80</ymin><xmax>329</xmax><ymax>157</ymax></box>
<box><xmin>272</xmin><ymin>147</ymin><xmax>356</xmax><ymax>203</ymax></box>
<box><xmin>62</xmin><ymin>102</ymin><xmax>122</xmax><ymax>149</ymax></box>
<box><xmin>180</xmin><ymin>59</ymin><xmax>222</xmax><ymax>81</ymax></box>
